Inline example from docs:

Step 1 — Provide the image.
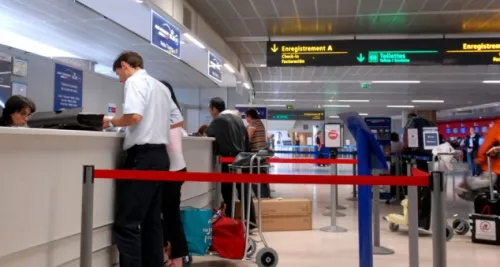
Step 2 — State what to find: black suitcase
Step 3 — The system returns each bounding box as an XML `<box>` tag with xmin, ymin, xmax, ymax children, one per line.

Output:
<box><xmin>474</xmin><ymin>192</ymin><xmax>500</xmax><ymax>216</ymax></box>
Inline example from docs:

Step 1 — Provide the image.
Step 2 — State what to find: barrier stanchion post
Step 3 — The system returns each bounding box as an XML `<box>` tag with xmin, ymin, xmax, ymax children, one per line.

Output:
<box><xmin>347</xmin><ymin>151</ymin><xmax>358</xmax><ymax>201</ymax></box>
<box><xmin>394</xmin><ymin>155</ymin><xmax>402</xmax><ymax>204</ymax></box>
<box><xmin>80</xmin><ymin>165</ymin><xmax>95</xmax><ymax>267</ymax></box>
<box><xmin>336</xmin><ymin>185</ymin><xmax>347</xmax><ymax>210</ymax></box>
<box><xmin>407</xmin><ymin>162</ymin><xmax>419</xmax><ymax>267</ymax></box>
<box><xmin>323</xmin><ymin>163</ymin><xmax>346</xmax><ymax>217</ymax></box>
<box><xmin>320</xmin><ymin>164</ymin><xmax>348</xmax><ymax>233</ymax></box>
<box><xmin>430</xmin><ymin>171</ymin><xmax>447</xmax><ymax>267</ymax></box>
<box><xmin>214</xmin><ymin>155</ymin><xmax>222</xmax><ymax>208</ymax></box>
<box><xmin>372</xmin><ymin>184</ymin><xmax>394</xmax><ymax>255</ymax></box>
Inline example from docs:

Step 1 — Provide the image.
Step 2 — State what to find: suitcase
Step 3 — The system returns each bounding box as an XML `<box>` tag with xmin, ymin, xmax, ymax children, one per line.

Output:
<box><xmin>474</xmin><ymin>192</ymin><xmax>500</xmax><ymax>216</ymax></box>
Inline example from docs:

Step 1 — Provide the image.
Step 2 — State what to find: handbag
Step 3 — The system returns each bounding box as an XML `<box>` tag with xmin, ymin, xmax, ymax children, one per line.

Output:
<box><xmin>210</xmin><ymin>204</ymin><xmax>246</xmax><ymax>259</ymax></box>
<box><xmin>180</xmin><ymin>207</ymin><xmax>213</xmax><ymax>256</ymax></box>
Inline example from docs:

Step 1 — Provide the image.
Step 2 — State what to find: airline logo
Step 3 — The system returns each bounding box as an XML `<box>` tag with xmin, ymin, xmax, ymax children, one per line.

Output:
<box><xmin>57</xmin><ymin>68</ymin><xmax>81</xmax><ymax>81</ymax></box>
<box><xmin>156</xmin><ymin>22</ymin><xmax>179</xmax><ymax>46</ymax></box>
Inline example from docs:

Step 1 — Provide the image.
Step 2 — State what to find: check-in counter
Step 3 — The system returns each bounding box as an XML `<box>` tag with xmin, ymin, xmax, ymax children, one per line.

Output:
<box><xmin>0</xmin><ymin>127</ymin><xmax>215</xmax><ymax>267</ymax></box>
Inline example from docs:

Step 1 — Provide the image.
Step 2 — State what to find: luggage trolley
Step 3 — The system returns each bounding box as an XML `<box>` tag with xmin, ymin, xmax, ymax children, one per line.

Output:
<box><xmin>229</xmin><ymin>150</ymin><xmax>279</xmax><ymax>267</ymax></box>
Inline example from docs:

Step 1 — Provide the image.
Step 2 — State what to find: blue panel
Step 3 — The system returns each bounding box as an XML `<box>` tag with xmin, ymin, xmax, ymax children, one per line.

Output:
<box><xmin>208</xmin><ymin>52</ymin><xmax>223</xmax><ymax>82</ymax></box>
<box><xmin>53</xmin><ymin>63</ymin><xmax>83</xmax><ymax>112</ymax></box>
<box><xmin>151</xmin><ymin>10</ymin><xmax>181</xmax><ymax>59</ymax></box>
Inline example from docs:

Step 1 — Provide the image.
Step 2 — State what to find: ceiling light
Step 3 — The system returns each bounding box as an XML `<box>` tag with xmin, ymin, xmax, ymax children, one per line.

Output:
<box><xmin>371</xmin><ymin>80</ymin><xmax>421</xmax><ymax>84</ymax></box>
<box><xmin>411</xmin><ymin>100</ymin><xmax>444</xmax><ymax>103</ymax></box>
<box><xmin>329</xmin><ymin>116</ymin><xmax>340</xmax><ymax>119</ymax></box>
<box><xmin>267</xmin><ymin>104</ymin><xmax>286</xmax><ymax>107</ymax></box>
<box><xmin>264</xmin><ymin>99</ymin><xmax>295</xmax><ymax>102</ymax></box>
<box><xmin>183</xmin><ymin>33</ymin><xmax>205</xmax><ymax>49</ymax></box>
<box><xmin>328</xmin><ymin>99</ymin><xmax>334</xmax><ymax>102</ymax></box>
<box><xmin>338</xmin><ymin>100</ymin><xmax>370</xmax><ymax>103</ymax></box>
<box><xmin>483</xmin><ymin>80</ymin><xmax>500</xmax><ymax>84</ymax></box>
<box><xmin>263</xmin><ymin>80</ymin><xmax>312</xmax><ymax>84</ymax></box>
<box><xmin>260</xmin><ymin>64</ymin><xmax>266</xmax><ymax>67</ymax></box>
<box><xmin>323</xmin><ymin>104</ymin><xmax>350</xmax><ymax>108</ymax></box>
<box><xmin>359</xmin><ymin>113</ymin><xmax>369</xmax><ymax>116</ymax></box>
<box><xmin>387</xmin><ymin>105</ymin><xmax>415</xmax><ymax>108</ymax></box>
<box><xmin>243</xmin><ymin>83</ymin><xmax>251</xmax><ymax>89</ymax></box>
<box><xmin>224</xmin><ymin>64</ymin><xmax>235</xmax><ymax>73</ymax></box>
<box><xmin>136</xmin><ymin>0</ymin><xmax>143</xmax><ymax>3</ymax></box>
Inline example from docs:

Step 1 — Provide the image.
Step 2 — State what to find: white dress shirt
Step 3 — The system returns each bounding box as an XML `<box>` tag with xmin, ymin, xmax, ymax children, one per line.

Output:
<box><xmin>122</xmin><ymin>69</ymin><xmax>182</xmax><ymax>150</ymax></box>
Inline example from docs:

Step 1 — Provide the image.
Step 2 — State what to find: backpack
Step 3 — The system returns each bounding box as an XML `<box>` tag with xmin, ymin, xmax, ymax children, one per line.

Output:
<box><xmin>210</xmin><ymin>205</ymin><xmax>245</xmax><ymax>259</ymax></box>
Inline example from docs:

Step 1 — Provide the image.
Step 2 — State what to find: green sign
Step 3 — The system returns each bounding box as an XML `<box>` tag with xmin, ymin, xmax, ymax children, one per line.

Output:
<box><xmin>287</xmin><ymin>105</ymin><xmax>294</xmax><ymax>110</ymax></box>
<box><xmin>361</xmin><ymin>83</ymin><xmax>371</xmax><ymax>89</ymax></box>
<box><xmin>355</xmin><ymin>39</ymin><xmax>443</xmax><ymax>65</ymax></box>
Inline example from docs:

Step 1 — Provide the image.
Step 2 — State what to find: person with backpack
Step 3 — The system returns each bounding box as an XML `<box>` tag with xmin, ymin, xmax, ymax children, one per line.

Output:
<box><xmin>402</xmin><ymin>112</ymin><xmax>435</xmax><ymax>230</ymax></box>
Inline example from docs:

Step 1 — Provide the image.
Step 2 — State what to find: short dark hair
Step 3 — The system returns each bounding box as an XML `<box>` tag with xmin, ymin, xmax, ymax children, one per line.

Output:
<box><xmin>209</xmin><ymin>97</ymin><xmax>225</xmax><ymax>113</ymax></box>
<box><xmin>160</xmin><ymin>81</ymin><xmax>181</xmax><ymax>111</ymax></box>
<box><xmin>245</xmin><ymin>108</ymin><xmax>260</xmax><ymax>120</ymax></box>
<box><xmin>391</xmin><ymin>132</ymin><xmax>400</xmax><ymax>142</ymax></box>
<box><xmin>113</xmin><ymin>51</ymin><xmax>144</xmax><ymax>71</ymax></box>
<box><xmin>407</xmin><ymin>112</ymin><xmax>417</xmax><ymax>119</ymax></box>
<box><xmin>0</xmin><ymin>95</ymin><xmax>36</xmax><ymax>126</ymax></box>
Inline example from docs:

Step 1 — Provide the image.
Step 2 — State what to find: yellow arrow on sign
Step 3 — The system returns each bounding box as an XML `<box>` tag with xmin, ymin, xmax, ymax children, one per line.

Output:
<box><xmin>271</xmin><ymin>43</ymin><xmax>279</xmax><ymax>53</ymax></box>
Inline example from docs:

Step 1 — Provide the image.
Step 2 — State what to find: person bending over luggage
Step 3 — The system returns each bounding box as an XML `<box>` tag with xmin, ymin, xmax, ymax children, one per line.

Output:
<box><xmin>0</xmin><ymin>95</ymin><xmax>36</xmax><ymax>127</ymax></box>
<box><xmin>245</xmin><ymin>108</ymin><xmax>272</xmax><ymax>199</ymax></box>
<box><xmin>205</xmin><ymin>97</ymin><xmax>257</xmax><ymax>229</ymax></box>
<box><xmin>160</xmin><ymin>81</ymin><xmax>189</xmax><ymax>267</ymax></box>
<box><xmin>456</xmin><ymin>120</ymin><xmax>500</xmax><ymax>195</ymax></box>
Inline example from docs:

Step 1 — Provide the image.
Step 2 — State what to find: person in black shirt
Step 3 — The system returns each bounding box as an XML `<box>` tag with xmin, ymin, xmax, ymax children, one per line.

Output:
<box><xmin>205</xmin><ymin>97</ymin><xmax>256</xmax><ymax>227</ymax></box>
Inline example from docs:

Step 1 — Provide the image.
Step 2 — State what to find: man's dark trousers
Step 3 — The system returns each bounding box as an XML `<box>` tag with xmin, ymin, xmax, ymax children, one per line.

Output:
<box><xmin>114</xmin><ymin>144</ymin><xmax>169</xmax><ymax>267</ymax></box>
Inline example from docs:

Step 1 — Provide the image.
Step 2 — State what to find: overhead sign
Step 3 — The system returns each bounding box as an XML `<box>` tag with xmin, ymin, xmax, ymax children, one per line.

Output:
<box><xmin>286</xmin><ymin>105</ymin><xmax>294</xmax><ymax>110</ymax></box>
<box><xmin>324</xmin><ymin>124</ymin><xmax>342</xmax><ymax>148</ymax></box>
<box><xmin>208</xmin><ymin>51</ymin><xmax>223</xmax><ymax>82</ymax></box>
<box><xmin>443</xmin><ymin>38</ymin><xmax>500</xmax><ymax>65</ymax></box>
<box><xmin>53</xmin><ymin>63</ymin><xmax>83</xmax><ymax>112</ymax></box>
<box><xmin>266</xmin><ymin>40</ymin><xmax>352</xmax><ymax>67</ymax></box>
<box><xmin>268</xmin><ymin>110</ymin><xmax>325</xmax><ymax>121</ymax></box>
<box><xmin>423</xmin><ymin>127</ymin><xmax>439</xmax><ymax>150</ymax></box>
<box><xmin>151</xmin><ymin>10</ymin><xmax>181</xmax><ymax>59</ymax></box>
<box><xmin>356</xmin><ymin>39</ymin><xmax>442</xmax><ymax>65</ymax></box>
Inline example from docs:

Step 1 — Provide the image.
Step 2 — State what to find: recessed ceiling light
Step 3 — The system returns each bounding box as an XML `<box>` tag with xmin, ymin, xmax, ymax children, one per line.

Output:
<box><xmin>329</xmin><ymin>115</ymin><xmax>340</xmax><ymax>119</ymax></box>
<box><xmin>387</xmin><ymin>105</ymin><xmax>415</xmax><ymax>108</ymax></box>
<box><xmin>243</xmin><ymin>83</ymin><xmax>251</xmax><ymax>89</ymax></box>
<box><xmin>328</xmin><ymin>99</ymin><xmax>334</xmax><ymax>102</ymax></box>
<box><xmin>260</xmin><ymin>64</ymin><xmax>266</xmax><ymax>67</ymax></box>
<box><xmin>338</xmin><ymin>100</ymin><xmax>370</xmax><ymax>103</ymax></box>
<box><xmin>263</xmin><ymin>80</ymin><xmax>312</xmax><ymax>84</ymax></box>
<box><xmin>183</xmin><ymin>33</ymin><xmax>206</xmax><ymax>49</ymax></box>
<box><xmin>483</xmin><ymin>80</ymin><xmax>500</xmax><ymax>83</ymax></box>
<box><xmin>136</xmin><ymin>0</ymin><xmax>143</xmax><ymax>3</ymax></box>
<box><xmin>323</xmin><ymin>104</ymin><xmax>350</xmax><ymax>108</ymax></box>
<box><xmin>359</xmin><ymin>113</ymin><xmax>369</xmax><ymax>116</ymax></box>
<box><xmin>411</xmin><ymin>100</ymin><xmax>444</xmax><ymax>103</ymax></box>
<box><xmin>371</xmin><ymin>80</ymin><xmax>420</xmax><ymax>84</ymax></box>
<box><xmin>224</xmin><ymin>64</ymin><xmax>235</xmax><ymax>73</ymax></box>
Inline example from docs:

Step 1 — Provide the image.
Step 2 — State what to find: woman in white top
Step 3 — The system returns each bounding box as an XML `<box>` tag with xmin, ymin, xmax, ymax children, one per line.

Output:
<box><xmin>161</xmin><ymin>81</ymin><xmax>188</xmax><ymax>267</ymax></box>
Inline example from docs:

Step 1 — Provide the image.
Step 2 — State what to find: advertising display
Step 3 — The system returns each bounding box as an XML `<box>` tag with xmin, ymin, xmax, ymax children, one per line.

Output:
<box><xmin>53</xmin><ymin>63</ymin><xmax>83</xmax><ymax>111</ymax></box>
<box><xmin>364</xmin><ymin>117</ymin><xmax>392</xmax><ymax>156</ymax></box>
<box><xmin>324</xmin><ymin>123</ymin><xmax>342</xmax><ymax>148</ymax></box>
<box><xmin>208</xmin><ymin>51</ymin><xmax>223</xmax><ymax>82</ymax></box>
<box><xmin>151</xmin><ymin>10</ymin><xmax>181</xmax><ymax>59</ymax></box>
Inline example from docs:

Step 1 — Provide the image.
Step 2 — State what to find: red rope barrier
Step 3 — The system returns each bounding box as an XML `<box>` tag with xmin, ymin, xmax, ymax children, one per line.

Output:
<box><xmin>411</xmin><ymin>167</ymin><xmax>429</xmax><ymax>177</ymax></box>
<box><xmin>93</xmin><ymin>169</ymin><xmax>429</xmax><ymax>186</ymax></box>
<box><xmin>219</xmin><ymin>157</ymin><xmax>357</xmax><ymax>165</ymax></box>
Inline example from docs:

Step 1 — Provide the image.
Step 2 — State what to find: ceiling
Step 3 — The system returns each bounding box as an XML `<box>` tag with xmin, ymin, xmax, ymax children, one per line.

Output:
<box><xmin>0</xmin><ymin>0</ymin><xmax>218</xmax><ymax>89</ymax></box>
<box><xmin>187</xmin><ymin>0</ymin><xmax>500</xmax><ymax>117</ymax></box>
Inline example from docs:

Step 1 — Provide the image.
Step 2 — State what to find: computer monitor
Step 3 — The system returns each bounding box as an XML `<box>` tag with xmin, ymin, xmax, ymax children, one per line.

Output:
<box><xmin>27</xmin><ymin>108</ymin><xmax>104</xmax><ymax>131</ymax></box>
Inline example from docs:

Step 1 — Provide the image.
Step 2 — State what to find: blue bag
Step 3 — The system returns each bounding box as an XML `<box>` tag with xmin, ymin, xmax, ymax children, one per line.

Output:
<box><xmin>180</xmin><ymin>207</ymin><xmax>213</xmax><ymax>256</ymax></box>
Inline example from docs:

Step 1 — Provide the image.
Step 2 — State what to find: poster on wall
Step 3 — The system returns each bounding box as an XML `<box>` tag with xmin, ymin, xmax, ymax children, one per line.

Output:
<box><xmin>107</xmin><ymin>102</ymin><xmax>116</xmax><ymax>117</ymax></box>
<box><xmin>12</xmin><ymin>57</ymin><xmax>28</xmax><ymax>77</ymax></box>
<box><xmin>151</xmin><ymin>10</ymin><xmax>181</xmax><ymax>59</ymax></box>
<box><xmin>324</xmin><ymin>123</ymin><xmax>342</xmax><ymax>148</ymax></box>
<box><xmin>12</xmin><ymin>81</ymin><xmax>27</xmax><ymax>97</ymax></box>
<box><xmin>53</xmin><ymin>63</ymin><xmax>83</xmax><ymax>112</ymax></box>
<box><xmin>0</xmin><ymin>54</ymin><xmax>12</xmax><ymax>93</ymax></box>
<box><xmin>208</xmin><ymin>51</ymin><xmax>223</xmax><ymax>82</ymax></box>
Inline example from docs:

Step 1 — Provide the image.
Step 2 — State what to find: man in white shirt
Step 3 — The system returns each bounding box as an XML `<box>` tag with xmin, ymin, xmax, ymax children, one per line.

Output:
<box><xmin>103</xmin><ymin>51</ymin><xmax>182</xmax><ymax>267</ymax></box>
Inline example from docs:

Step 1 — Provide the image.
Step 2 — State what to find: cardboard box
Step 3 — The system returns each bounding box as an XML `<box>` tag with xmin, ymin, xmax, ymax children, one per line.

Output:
<box><xmin>235</xmin><ymin>198</ymin><xmax>312</xmax><ymax>217</ymax></box>
<box><xmin>234</xmin><ymin>198</ymin><xmax>313</xmax><ymax>232</ymax></box>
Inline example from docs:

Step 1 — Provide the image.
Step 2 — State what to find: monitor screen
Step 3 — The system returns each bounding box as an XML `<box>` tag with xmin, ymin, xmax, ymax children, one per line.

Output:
<box><xmin>0</xmin><ymin>87</ymin><xmax>11</xmax><ymax>113</ymax></box>
<box><xmin>445</xmin><ymin>128</ymin><xmax>451</xmax><ymax>134</ymax></box>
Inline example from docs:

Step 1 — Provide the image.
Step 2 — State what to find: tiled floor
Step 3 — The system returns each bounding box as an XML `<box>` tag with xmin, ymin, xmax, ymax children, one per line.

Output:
<box><xmin>192</xmin><ymin>164</ymin><xmax>500</xmax><ymax>267</ymax></box>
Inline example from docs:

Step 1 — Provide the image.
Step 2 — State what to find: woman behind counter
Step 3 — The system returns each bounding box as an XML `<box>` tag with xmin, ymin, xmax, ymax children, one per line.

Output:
<box><xmin>0</xmin><ymin>95</ymin><xmax>36</xmax><ymax>127</ymax></box>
